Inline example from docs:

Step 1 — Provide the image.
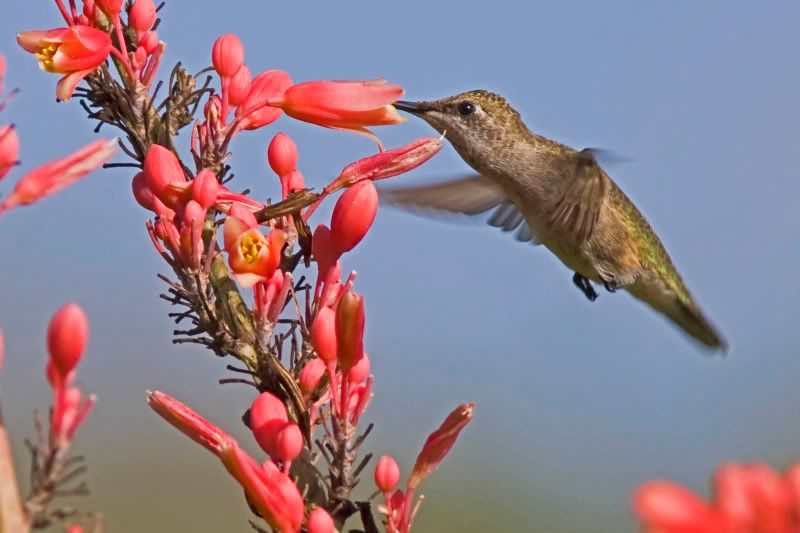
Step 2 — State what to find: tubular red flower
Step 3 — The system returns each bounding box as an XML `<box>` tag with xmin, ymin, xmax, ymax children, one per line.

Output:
<box><xmin>143</xmin><ymin>144</ymin><xmax>190</xmax><ymax>208</ymax></box>
<box><xmin>235</xmin><ymin>70</ymin><xmax>292</xmax><ymax>130</ymax></box>
<box><xmin>375</xmin><ymin>455</ymin><xmax>400</xmax><ymax>494</ymax></box>
<box><xmin>335</xmin><ymin>290</ymin><xmax>365</xmax><ymax>371</ymax></box>
<box><xmin>311</xmin><ymin>307</ymin><xmax>338</xmax><ymax>365</ymax></box>
<box><xmin>0</xmin><ymin>138</ymin><xmax>115</xmax><ymax>214</ymax></box>
<box><xmin>347</xmin><ymin>353</ymin><xmax>370</xmax><ymax>384</ymax></box>
<box><xmin>223</xmin><ymin>215</ymin><xmax>285</xmax><ymax>287</ymax></box>
<box><xmin>191</xmin><ymin>169</ymin><xmax>220</xmax><ymax>210</ymax></box>
<box><xmin>307</xmin><ymin>507</ymin><xmax>335</xmax><ymax>533</ymax></box>
<box><xmin>274</xmin><ymin>423</ymin><xmax>303</xmax><ymax>463</ymax></box>
<box><xmin>407</xmin><ymin>403</ymin><xmax>475</xmax><ymax>490</ymax></box>
<box><xmin>272</xmin><ymin>79</ymin><xmax>404</xmax><ymax>144</ymax></box>
<box><xmin>0</xmin><ymin>125</ymin><xmax>19</xmax><ymax>180</ymax></box>
<box><xmin>146</xmin><ymin>390</ymin><xmax>228</xmax><ymax>453</ymax></box>
<box><xmin>330</xmin><ymin>180</ymin><xmax>379</xmax><ymax>255</ymax></box>
<box><xmin>17</xmin><ymin>26</ymin><xmax>112</xmax><ymax>101</ymax></box>
<box><xmin>332</xmin><ymin>136</ymin><xmax>443</xmax><ymax>191</ymax></box>
<box><xmin>129</xmin><ymin>0</ymin><xmax>157</xmax><ymax>33</ymax></box>
<box><xmin>47</xmin><ymin>303</ymin><xmax>89</xmax><ymax>379</ymax></box>
<box><xmin>95</xmin><ymin>0</ymin><xmax>123</xmax><ymax>16</ymax></box>
<box><xmin>212</xmin><ymin>33</ymin><xmax>244</xmax><ymax>78</ymax></box>
<box><xmin>138</xmin><ymin>30</ymin><xmax>159</xmax><ymax>55</ymax></box>
<box><xmin>267</xmin><ymin>132</ymin><xmax>298</xmax><ymax>178</ymax></box>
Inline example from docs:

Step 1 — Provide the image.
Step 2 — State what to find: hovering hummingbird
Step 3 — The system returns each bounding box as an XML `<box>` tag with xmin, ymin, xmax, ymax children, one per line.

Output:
<box><xmin>388</xmin><ymin>91</ymin><xmax>727</xmax><ymax>352</ymax></box>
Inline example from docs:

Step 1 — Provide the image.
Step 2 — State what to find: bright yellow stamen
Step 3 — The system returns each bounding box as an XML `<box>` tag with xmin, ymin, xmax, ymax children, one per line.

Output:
<box><xmin>35</xmin><ymin>44</ymin><xmax>59</xmax><ymax>73</ymax></box>
<box><xmin>240</xmin><ymin>234</ymin><xmax>263</xmax><ymax>263</ymax></box>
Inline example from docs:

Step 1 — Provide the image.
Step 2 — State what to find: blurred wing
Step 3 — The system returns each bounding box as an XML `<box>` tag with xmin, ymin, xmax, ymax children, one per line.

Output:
<box><xmin>548</xmin><ymin>149</ymin><xmax>610</xmax><ymax>243</ymax></box>
<box><xmin>380</xmin><ymin>174</ymin><xmax>542</xmax><ymax>244</ymax></box>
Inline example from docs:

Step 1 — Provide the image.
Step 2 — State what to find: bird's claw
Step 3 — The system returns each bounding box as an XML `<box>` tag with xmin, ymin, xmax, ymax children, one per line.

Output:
<box><xmin>603</xmin><ymin>280</ymin><xmax>619</xmax><ymax>293</ymax></box>
<box><xmin>572</xmin><ymin>273</ymin><xmax>598</xmax><ymax>302</ymax></box>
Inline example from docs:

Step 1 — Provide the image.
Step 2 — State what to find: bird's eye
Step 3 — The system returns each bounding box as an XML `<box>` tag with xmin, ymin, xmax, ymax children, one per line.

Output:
<box><xmin>457</xmin><ymin>101</ymin><xmax>476</xmax><ymax>116</ymax></box>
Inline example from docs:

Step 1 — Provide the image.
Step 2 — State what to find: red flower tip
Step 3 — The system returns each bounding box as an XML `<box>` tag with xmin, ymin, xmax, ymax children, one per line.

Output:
<box><xmin>228</xmin><ymin>64</ymin><xmax>252</xmax><ymax>107</ymax></box>
<box><xmin>330</xmin><ymin>180</ymin><xmax>379</xmax><ymax>255</ymax></box>
<box><xmin>46</xmin><ymin>303</ymin><xmax>88</xmax><ymax>380</ymax></box>
<box><xmin>335</xmin><ymin>289</ymin><xmax>365</xmax><ymax>371</ymax></box>
<box><xmin>299</xmin><ymin>357</ymin><xmax>326</xmax><ymax>400</ymax></box>
<box><xmin>307</xmin><ymin>507</ymin><xmax>335</xmax><ymax>533</ymax></box>
<box><xmin>268</xmin><ymin>132</ymin><xmax>298</xmax><ymax>178</ymax></box>
<box><xmin>129</xmin><ymin>0</ymin><xmax>157</xmax><ymax>33</ymax></box>
<box><xmin>211</xmin><ymin>33</ymin><xmax>244</xmax><ymax>79</ymax></box>
<box><xmin>0</xmin><ymin>125</ymin><xmax>20</xmax><ymax>180</ymax></box>
<box><xmin>250</xmin><ymin>391</ymin><xmax>290</xmax><ymax>458</ymax></box>
<box><xmin>311</xmin><ymin>307</ymin><xmax>338</xmax><ymax>365</ymax></box>
<box><xmin>408</xmin><ymin>402</ymin><xmax>475</xmax><ymax>490</ymax></box>
<box><xmin>375</xmin><ymin>455</ymin><xmax>400</xmax><ymax>494</ymax></box>
<box><xmin>191</xmin><ymin>169</ymin><xmax>220</xmax><ymax>210</ymax></box>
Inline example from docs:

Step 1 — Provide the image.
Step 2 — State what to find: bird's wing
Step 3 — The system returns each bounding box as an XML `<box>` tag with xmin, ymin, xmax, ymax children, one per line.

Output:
<box><xmin>379</xmin><ymin>174</ymin><xmax>542</xmax><ymax>244</ymax></box>
<box><xmin>548</xmin><ymin>148</ymin><xmax>610</xmax><ymax>243</ymax></box>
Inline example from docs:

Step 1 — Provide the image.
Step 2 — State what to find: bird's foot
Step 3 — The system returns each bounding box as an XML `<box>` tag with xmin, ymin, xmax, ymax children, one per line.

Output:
<box><xmin>572</xmin><ymin>273</ymin><xmax>598</xmax><ymax>302</ymax></box>
<box><xmin>603</xmin><ymin>280</ymin><xmax>619</xmax><ymax>293</ymax></box>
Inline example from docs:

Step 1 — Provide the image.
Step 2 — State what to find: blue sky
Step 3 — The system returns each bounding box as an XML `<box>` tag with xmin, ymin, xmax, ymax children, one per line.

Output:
<box><xmin>1</xmin><ymin>2</ymin><xmax>799</xmax><ymax>531</ymax></box>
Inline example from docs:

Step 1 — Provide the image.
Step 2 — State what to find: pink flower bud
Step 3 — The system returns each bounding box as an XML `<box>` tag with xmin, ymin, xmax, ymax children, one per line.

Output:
<box><xmin>192</xmin><ymin>169</ymin><xmax>219</xmax><ymax>210</ymax></box>
<box><xmin>250</xmin><ymin>392</ymin><xmax>289</xmax><ymax>458</ymax></box>
<box><xmin>275</xmin><ymin>422</ymin><xmax>303</xmax><ymax>462</ymax></box>
<box><xmin>228</xmin><ymin>64</ymin><xmax>251</xmax><ymax>107</ymax></box>
<box><xmin>0</xmin><ymin>125</ymin><xmax>20</xmax><ymax>180</ymax></box>
<box><xmin>46</xmin><ymin>303</ymin><xmax>88</xmax><ymax>379</ymax></box>
<box><xmin>129</xmin><ymin>0</ymin><xmax>157</xmax><ymax>33</ymax></box>
<box><xmin>133</xmin><ymin>46</ymin><xmax>147</xmax><ymax>66</ymax></box>
<box><xmin>138</xmin><ymin>30</ymin><xmax>158</xmax><ymax>55</ymax></box>
<box><xmin>267</xmin><ymin>133</ymin><xmax>297</xmax><ymax>177</ymax></box>
<box><xmin>311</xmin><ymin>307</ymin><xmax>337</xmax><ymax>365</ymax></box>
<box><xmin>307</xmin><ymin>507</ymin><xmax>335</xmax><ymax>533</ymax></box>
<box><xmin>335</xmin><ymin>290</ymin><xmax>365</xmax><ymax>371</ymax></box>
<box><xmin>408</xmin><ymin>403</ymin><xmax>474</xmax><ymax>490</ymax></box>
<box><xmin>375</xmin><ymin>455</ymin><xmax>400</xmax><ymax>494</ymax></box>
<box><xmin>312</xmin><ymin>224</ymin><xmax>337</xmax><ymax>271</ymax></box>
<box><xmin>299</xmin><ymin>357</ymin><xmax>326</xmax><ymax>400</ymax></box>
<box><xmin>235</xmin><ymin>70</ymin><xmax>292</xmax><ymax>130</ymax></box>
<box><xmin>330</xmin><ymin>180</ymin><xmax>378</xmax><ymax>255</ymax></box>
<box><xmin>143</xmin><ymin>144</ymin><xmax>187</xmax><ymax>204</ymax></box>
<box><xmin>95</xmin><ymin>0</ymin><xmax>122</xmax><ymax>16</ymax></box>
<box><xmin>211</xmin><ymin>33</ymin><xmax>244</xmax><ymax>78</ymax></box>
<box><xmin>347</xmin><ymin>352</ymin><xmax>370</xmax><ymax>384</ymax></box>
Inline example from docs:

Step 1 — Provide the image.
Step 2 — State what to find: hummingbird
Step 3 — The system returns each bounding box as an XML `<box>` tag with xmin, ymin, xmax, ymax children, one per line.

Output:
<box><xmin>388</xmin><ymin>90</ymin><xmax>727</xmax><ymax>352</ymax></box>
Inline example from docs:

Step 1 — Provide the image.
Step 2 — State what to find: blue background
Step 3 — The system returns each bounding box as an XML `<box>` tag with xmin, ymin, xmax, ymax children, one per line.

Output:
<box><xmin>1</xmin><ymin>2</ymin><xmax>799</xmax><ymax>531</ymax></box>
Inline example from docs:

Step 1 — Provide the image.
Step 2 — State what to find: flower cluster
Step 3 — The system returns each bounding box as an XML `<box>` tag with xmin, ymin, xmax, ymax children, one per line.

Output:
<box><xmin>634</xmin><ymin>462</ymin><xmax>800</xmax><ymax>533</ymax></box>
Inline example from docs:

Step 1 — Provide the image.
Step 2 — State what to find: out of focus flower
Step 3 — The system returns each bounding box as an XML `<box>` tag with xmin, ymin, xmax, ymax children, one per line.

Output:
<box><xmin>407</xmin><ymin>403</ymin><xmax>474</xmax><ymax>490</ymax></box>
<box><xmin>95</xmin><ymin>0</ymin><xmax>123</xmax><ymax>16</ymax></box>
<box><xmin>47</xmin><ymin>302</ymin><xmax>88</xmax><ymax>381</ymax></box>
<box><xmin>147</xmin><ymin>391</ymin><xmax>304</xmax><ymax>532</ymax></box>
<box><xmin>17</xmin><ymin>26</ymin><xmax>112</xmax><ymax>101</ymax></box>
<box><xmin>0</xmin><ymin>125</ymin><xmax>19</xmax><ymax>180</ymax></box>
<box><xmin>250</xmin><ymin>391</ymin><xmax>302</xmax><ymax>464</ymax></box>
<box><xmin>130</xmin><ymin>0</ymin><xmax>157</xmax><ymax>34</ymax></box>
<box><xmin>299</xmin><ymin>357</ymin><xmax>326</xmax><ymax>401</ymax></box>
<box><xmin>212</xmin><ymin>33</ymin><xmax>244</xmax><ymax>78</ymax></box>
<box><xmin>634</xmin><ymin>462</ymin><xmax>800</xmax><ymax>533</ymax></box>
<box><xmin>375</xmin><ymin>455</ymin><xmax>400</xmax><ymax>494</ymax></box>
<box><xmin>307</xmin><ymin>507</ymin><xmax>335</xmax><ymax>533</ymax></box>
<box><xmin>270</xmin><ymin>79</ymin><xmax>404</xmax><ymax>146</ymax></box>
<box><xmin>311</xmin><ymin>307</ymin><xmax>338</xmax><ymax>366</ymax></box>
<box><xmin>0</xmin><ymin>138</ymin><xmax>115</xmax><ymax>215</ymax></box>
<box><xmin>330</xmin><ymin>180</ymin><xmax>379</xmax><ymax>255</ymax></box>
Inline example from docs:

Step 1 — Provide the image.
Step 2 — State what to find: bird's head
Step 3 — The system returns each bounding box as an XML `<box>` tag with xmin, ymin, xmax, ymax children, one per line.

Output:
<box><xmin>394</xmin><ymin>90</ymin><xmax>528</xmax><ymax>166</ymax></box>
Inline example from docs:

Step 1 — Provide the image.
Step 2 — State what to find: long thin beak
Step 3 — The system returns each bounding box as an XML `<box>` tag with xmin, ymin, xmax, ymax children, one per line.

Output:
<box><xmin>394</xmin><ymin>100</ymin><xmax>432</xmax><ymax>115</ymax></box>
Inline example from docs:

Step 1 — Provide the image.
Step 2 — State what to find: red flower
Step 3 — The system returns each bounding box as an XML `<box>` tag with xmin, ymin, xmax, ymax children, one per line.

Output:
<box><xmin>47</xmin><ymin>303</ymin><xmax>89</xmax><ymax>381</ymax></box>
<box><xmin>235</xmin><ymin>70</ymin><xmax>292</xmax><ymax>130</ymax></box>
<box><xmin>375</xmin><ymin>455</ymin><xmax>400</xmax><ymax>494</ymax></box>
<box><xmin>211</xmin><ymin>33</ymin><xmax>244</xmax><ymax>78</ymax></box>
<box><xmin>17</xmin><ymin>25</ymin><xmax>112</xmax><ymax>101</ymax></box>
<box><xmin>0</xmin><ymin>138</ymin><xmax>115</xmax><ymax>215</ymax></box>
<box><xmin>0</xmin><ymin>125</ymin><xmax>19</xmax><ymax>180</ymax></box>
<box><xmin>271</xmin><ymin>79</ymin><xmax>404</xmax><ymax>146</ymax></box>
<box><xmin>223</xmin><ymin>214</ymin><xmax>286</xmax><ymax>287</ymax></box>
<box><xmin>330</xmin><ymin>180</ymin><xmax>379</xmax><ymax>255</ymax></box>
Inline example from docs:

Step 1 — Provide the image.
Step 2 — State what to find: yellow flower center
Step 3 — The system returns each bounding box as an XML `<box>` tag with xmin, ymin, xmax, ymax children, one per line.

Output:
<box><xmin>35</xmin><ymin>44</ymin><xmax>59</xmax><ymax>73</ymax></box>
<box><xmin>240</xmin><ymin>234</ymin><xmax>263</xmax><ymax>263</ymax></box>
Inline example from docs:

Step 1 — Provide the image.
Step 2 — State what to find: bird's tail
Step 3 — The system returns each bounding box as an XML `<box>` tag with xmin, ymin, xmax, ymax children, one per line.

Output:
<box><xmin>629</xmin><ymin>283</ymin><xmax>728</xmax><ymax>353</ymax></box>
